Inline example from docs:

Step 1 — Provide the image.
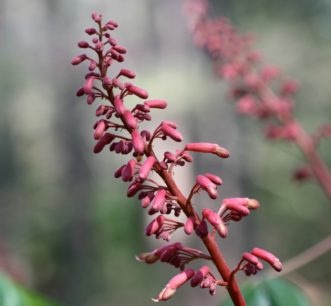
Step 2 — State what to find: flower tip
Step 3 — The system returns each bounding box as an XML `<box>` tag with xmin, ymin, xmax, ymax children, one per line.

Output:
<box><xmin>272</xmin><ymin>259</ymin><xmax>283</xmax><ymax>272</ymax></box>
<box><xmin>151</xmin><ymin>298</ymin><xmax>159</xmax><ymax>303</ymax></box>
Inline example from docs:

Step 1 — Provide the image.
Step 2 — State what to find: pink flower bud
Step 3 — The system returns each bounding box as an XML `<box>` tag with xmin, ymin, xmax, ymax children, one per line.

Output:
<box><xmin>139</xmin><ymin>156</ymin><xmax>156</xmax><ymax>181</ymax></box>
<box><xmin>162</xmin><ymin>121</ymin><xmax>177</xmax><ymax>128</ymax></box>
<box><xmin>141</xmin><ymin>195</ymin><xmax>152</xmax><ymax>208</ymax></box>
<box><xmin>131</xmin><ymin>130</ymin><xmax>145</xmax><ymax>155</ymax></box>
<box><xmin>83</xmin><ymin>76</ymin><xmax>96</xmax><ymax>94</ymax></box>
<box><xmin>86</xmin><ymin>93</ymin><xmax>95</xmax><ymax>105</ymax></box>
<box><xmin>123</xmin><ymin>110</ymin><xmax>137</xmax><ymax>130</ymax></box>
<box><xmin>243</xmin><ymin>252</ymin><xmax>260</xmax><ymax>266</ymax></box>
<box><xmin>76</xmin><ymin>87</ymin><xmax>85</xmax><ymax>96</ymax></box>
<box><xmin>106</xmin><ymin>20</ymin><xmax>119</xmax><ymax>28</ymax></box>
<box><xmin>127</xmin><ymin>85</ymin><xmax>149</xmax><ymax>99</ymax></box>
<box><xmin>93</xmin><ymin>133</ymin><xmax>115</xmax><ymax>154</ymax></box>
<box><xmin>184</xmin><ymin>216</ymin><xmax>195</xmax><ymax>235</ymax></box>
<box><xmin>153</xmin><ymin>269</ymin><xmax>195</xmax><ymax>302</ymax></box>
<box><xmin>119</xmin><ymin>69</ymin><xmax>136</xmax><ymax>79</ymax></box>
<box><xmin>196</xmin><ymin>175</ymin><xmax>218</xmax><ymax>199</ymax></box>
<box><xmin>140</xmin><ymin>130</ymin><xmax>151</xmax><ymax>141</ymax></box>
<box><xmin>161</xmin><ymin>123</ymin><xmax>183</xmax><ymax>142</ymax></box>
<box><xmin>78</xmin><ymin>41</ymin><xmax>89</xmax><ymax>48</ymax></box>
<box><xmin>145</xmin><ymin>216</ymin><xmax>164</xmax><ymax>236</ymax></box>
<box><xmin>185</xmin><ymin>143</ymin><xmax>229</xmax><ymax>158</ymax></box>
<box><xmin>85</xmin><ymin>28</ymin><xmax>97</xmax><ymax>35</ymax></box>
<box><xmin>71</xmin><ymin>54</ymin><xmax>87</xmax><ymax>65</ymax></box>
<box><xmin>108</xmin><ymin>37</ymin><xmax>117</xmax><ymax>46</ymax></box>
<box><xmin>113</xmin><ymin>45</ymin><xmax>127</xmax><ymax>54</ymax></box>
<box><xmin>91</xmin><ymin>12</ymin><xmax>102</xmax><ymax>23</ymax></box>
<box><xmin>112</xmin><ymin>96</ymin><xmax>125</xmax><ymax>116</ymax></box>
<box><xmin>225</xmin><ymin>202</ymin><xmax>250</xmax><ymax>216</ymax></box>
<box><xmin>190</xmin><ymin>266</ymin><xmax>209</xmax><ymax>287</ymax></box>
<box><xmin>127</xmin><ymin>182</ymin><xmax>142</xmax><ymax>197</ymax></box>
<box><xmin>204</xmin><ymin>173</ymin><xmax>223</xmax><ymax>185</ymax></box>
<box><xmin>202</xmin><ymin>208</ymin><xmax>227</xmax><ymax>238</ymax></box>
<box><xmin>88</xmin><ymin>61</ymin><xmax>97</xmax><ymax>71</ymax></box>
<box><xmin>181</xmin><ymin>152</ymin><xmax>193</xmax><ymax>162</ymax></box>
<box><xmin>144</xmin><ymin>100</ymin><xmax>168</xmax><ymax>109</ymax></box>
<box><xmin>121</xmin><ymin>159</ymin><xmax>136</xmax><ymax>182</ymax></box>
<box><xmin>164</xmin><ymin>152</ymin><xmax>176</xmax><ymax>162</ymax></box>
<box><xmin>251</xmin><ymin>248</ymin><xmax>282</xmax><ymax>272</ymax></box>
<box><xmin>151</xmin><ymin>189</ymin><xmax>167</xmax><ymax>211</ymax></box>
<box><xmin>94</xmin><ymin>120</ymin><xmax>107</xmax><ymax>140</ymax></box>
<box><xmin>114</xmin><ymin>165</ymin><xmax>125</xmax><ymax>178</ymax></box>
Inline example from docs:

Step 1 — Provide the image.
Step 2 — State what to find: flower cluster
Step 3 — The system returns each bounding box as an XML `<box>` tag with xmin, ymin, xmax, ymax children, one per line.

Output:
<box><xmin>185</xmin><ymin>0</ymin><xmax>331</xmax><ymax>188</ymax></box>
<box><xmin>72</xmin><ymin>12</ymin><xmax>282</xmax><ymax>306</ymax></box>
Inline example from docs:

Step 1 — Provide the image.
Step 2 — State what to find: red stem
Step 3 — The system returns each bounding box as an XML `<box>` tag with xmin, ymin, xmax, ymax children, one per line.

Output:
<box><xmin>295</xmin><ymin>124</ymin><xmax>331</xmax><ymax>200</ymax></box>
<box><xmin>158</xmin><ymin>169</ymin><xmax>246</xmax><ymax>306</ymax></box>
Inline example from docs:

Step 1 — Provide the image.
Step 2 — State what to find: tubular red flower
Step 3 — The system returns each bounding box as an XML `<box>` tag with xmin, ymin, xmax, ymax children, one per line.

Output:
<box><xmin>119</xmin><ymin>69</ymin><xmax>136</xmax><ymax>79</ymax></box>
<box><xmin>83</xmin><ymin>76</ymin><xmax>96</xmax><ymax>94</ymax></box>
<box><xmin>127</xmin><ymin>85</ymin><xmax>149</xmax><ymax>99</ymax></box>
<box><xmin>153</xmin><ymin>269</ymin><xmax>195</xmax><ymax>302</ymax></box>
<box><xmin>71</xmin><ymin>54</ymin><xmax>87</xmax><ymax>65</ymax></box>
<box><xmin>185</xmin><ymin>142</ymin><xmax>229</xmax><ymax>158</ymax></box>
<box><xmin>161</xmin><ymin>123</ymin><xmax>183</xmax><ymax>142</ymax></box>
<box><xmin>251</xmin><ymin>248</ymin><xmax>282</xmax><ymax>272</ymax></box>
<box><xmin>139</xmin><ymin>156</ymin><xmax>156</xmax><ymax>181</ymax></box>
<box><xmin>184</xmin><ymin>216</ymin><xmax>195</xmax><ymax>235</ymax></box>
<box><xmin>202</xmin><ymin>208</ymin><xmax>227</xmax><ymax>238</ymax></box>
<box><xmin>123</xmin><ymin>110</ymin><xmax>137</xmax><ymax>130</ymax></box>
<box><xmin>144</xmin><ymin>100</ymin><xmax>168</xmax><ymax>109</ymax></box>
<box><xmin>131</xmin><ymin>130</ymin><xmax>145</xmax><ymax>154</ymax></box>
<box><xmin>196</xmin><ymin>175</ymin><xmax>218</xmax><ymax>199</ymax></box>
<box><xmin>151</xmin><ymin>189</ymin><xmax>167</xmax><ymax>212</ymax></box>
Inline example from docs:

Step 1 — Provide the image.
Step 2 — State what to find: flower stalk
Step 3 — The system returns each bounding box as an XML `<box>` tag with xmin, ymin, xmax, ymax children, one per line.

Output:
<box><xmin>72</xmin><ymin>12</ymin><xmax>282</xmax><ymax>306</ymax></box>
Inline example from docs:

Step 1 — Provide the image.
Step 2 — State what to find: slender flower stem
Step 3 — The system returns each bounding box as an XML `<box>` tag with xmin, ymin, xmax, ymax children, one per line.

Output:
<box><xmin>295</xmin><ymin>125</ymin><xmax>331</xmax><ymax>200</ymax></box>
<box><xmin>157</xmin><ymin>168</ymin><xmax>246</xmax><ymax>305</ymax></box>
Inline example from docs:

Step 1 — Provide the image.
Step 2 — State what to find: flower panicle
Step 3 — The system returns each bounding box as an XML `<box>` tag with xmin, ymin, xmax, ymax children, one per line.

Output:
<box><xmin>73</xmin><ymin>11</ymin><xmax>282</xmax><ymax>304</ymax></box>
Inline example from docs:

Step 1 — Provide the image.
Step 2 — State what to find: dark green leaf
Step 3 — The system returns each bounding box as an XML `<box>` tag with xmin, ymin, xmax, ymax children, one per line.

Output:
<box><xmin>221</xmin><ymin>278</ymin><xmax>313</xmax><ymax>306</ymax></box>
<box><xmin>0</xmin><ymin>273</ymin><xmax>63</xmax><ymax>306</ymax></box>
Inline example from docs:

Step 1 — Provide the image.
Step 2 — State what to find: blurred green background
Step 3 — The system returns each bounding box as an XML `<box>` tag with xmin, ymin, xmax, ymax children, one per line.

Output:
<box><xmin>0</xmin><ymin>0</ymin><xmax>331</xmax><ymax>305</ymax></box>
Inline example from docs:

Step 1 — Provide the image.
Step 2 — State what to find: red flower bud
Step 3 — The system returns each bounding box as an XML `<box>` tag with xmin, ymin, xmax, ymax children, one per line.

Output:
<box><xmin>131</xmin><ymin>130</ymin><xmax>145</xmax><ymax>155</ymax></box>
<box><xmin>144</xmin><ymin>100</ymin><xmax>168</xmax><ymax>109</ymax></box>
<box><xmin>251</xmin><ymin>248</ymin><xmax>282</xmax><ymax>272</ymax></box>
<box><xmin>119</xmin><ymin>69</ymin><xmax>136</xmax><ymax>79</ymax></box>
<box><xmin>71</xmin><ymin>54</ymin><xmax>87</xmax><ymax>65</ymax></box>
<box><xmin>196</xmin><ymin>175</ymin><xmax>218</xmax><ymax>199</ymax></box>
<box><xmin>127</xmin><ymin>85</ymin><xmax>149</xmax><ymax>99</ymax></box>
<box><xmin>202</xmin><ymin>208</ymin><xmax>227</xmax><ymax>238</ymax></box>
<box><xmin>83</xmin><ymin>76</ymin><xmax>96</xmax><ymax>94</ymax></box>
<box><xmin>139</xmin><ymin>156</ymin><xmax>156</xmax><ymax>181</ymax></box>
<box><xmin>184</xmin><ymin>216</ymin><xmax>195</xmax><ymax>235</ymax></box>
<box><xmin>153</xmin><ymin>269</ymin><xmax>195</xmax><ymax>302</ymax></box>
<box><xmin>151</xmin><ymin>189</ymin><xmax>167</xmax><ymax>211</ymax></box>
<box><xmin>161</xmin><ymin>123</ymin><xmax>183</xmax><ymax>142</ymax></box>
<box><xmin>85</xmin><ymin>28</ymin><xmax>97</xmax><ymax>35</ymax></box>
<box><xmin>123</xmin><ymin>110</ymin><xmax>137</xmax><ymax>130</ymax></box>
<box><xmin>78</xmin><ymin>41</ymin><xmax>89</xmax><ymax>48</ymax></box>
